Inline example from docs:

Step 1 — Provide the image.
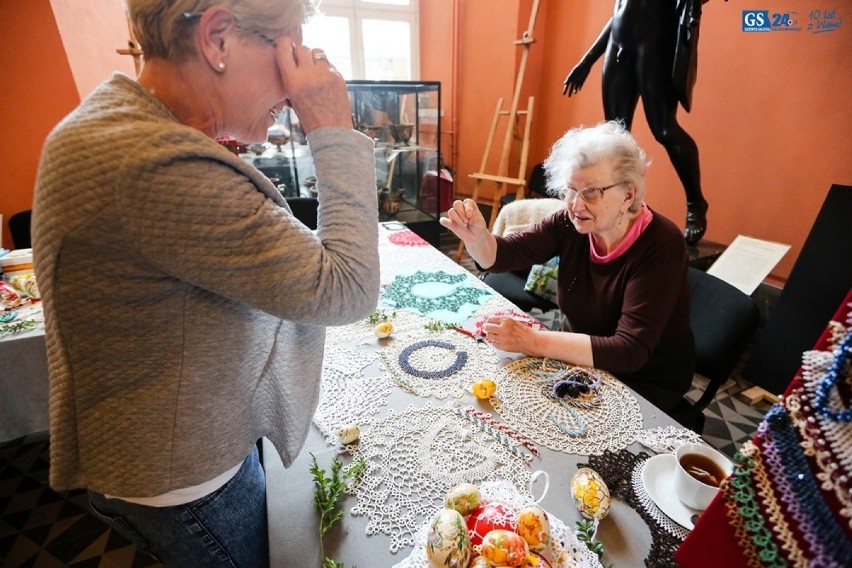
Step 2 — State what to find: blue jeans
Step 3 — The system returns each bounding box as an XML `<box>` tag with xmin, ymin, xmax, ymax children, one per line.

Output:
<box><xmin>88</xmin><ymin>445</ymin><xmax>269</xmax><ymax>568</ymax></box>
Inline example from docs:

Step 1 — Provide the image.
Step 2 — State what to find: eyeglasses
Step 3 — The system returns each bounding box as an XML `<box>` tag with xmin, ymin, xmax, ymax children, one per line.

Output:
<box><xmin>181</xmin><ymin>12</ymin><xmax>277</xmax><ymax>48</ymax></box>
<box><xmin>563</xmin><ymin>181</ymin><xmax>628</xmax><ymax>204</ymax></box>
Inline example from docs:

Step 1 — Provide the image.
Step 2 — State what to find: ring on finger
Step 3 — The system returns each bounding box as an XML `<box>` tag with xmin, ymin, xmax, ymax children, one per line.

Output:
<box><xmin>313</xmin><ymin>51</ymin><xmax>329</xmax><ymax>63</ymax></box>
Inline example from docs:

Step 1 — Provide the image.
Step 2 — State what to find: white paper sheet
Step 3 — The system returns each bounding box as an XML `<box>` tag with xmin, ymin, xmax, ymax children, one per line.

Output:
<box><xmin>706</xmin><ymin>235</ymin><xmax>791</xmax><ymax>295</ymax></box>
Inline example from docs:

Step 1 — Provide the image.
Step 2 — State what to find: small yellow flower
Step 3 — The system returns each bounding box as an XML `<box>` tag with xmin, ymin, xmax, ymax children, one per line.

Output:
<box><xmin>374</xmin><ymin>321</ymin><xmax>394</xmax><ymax>338</ymax></box>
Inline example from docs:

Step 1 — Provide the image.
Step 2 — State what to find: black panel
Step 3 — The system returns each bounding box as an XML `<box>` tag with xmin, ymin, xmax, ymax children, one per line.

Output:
<box><xmin>743</xmin><ymin>184</ymin><xmax>852</xmax><ymax>392</ymax></box>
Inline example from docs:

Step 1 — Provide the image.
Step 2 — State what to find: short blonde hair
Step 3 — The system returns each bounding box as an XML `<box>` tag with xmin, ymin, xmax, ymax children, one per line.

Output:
<box><xmin>543</xmin><ymin>120</ymin><xmax>651</xmax><ymax>213</ymax></box>
<box><xmin>125</xmin><ymin>0</ymin><xmax>317</xmax><ymax>61</ymax></box>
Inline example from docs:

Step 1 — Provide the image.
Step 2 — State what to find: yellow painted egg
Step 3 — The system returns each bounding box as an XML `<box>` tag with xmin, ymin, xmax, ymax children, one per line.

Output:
<box><xmin>522</xmin><ymin>551</ymin><xmax>554</xmax><ymax>568</ymax></box>
<box><xmin>374</xmin><ymin>321</ymin><xmax>394</xmax><ymax>338</ymax></box>
<box><xmin>337</xmin><ymin>424</ymin><xmax>360</xmax><ymax>445</ymax></box>
<box><xmin>425</xmin><ymin>508</ymin><xmax>472</xmax><ymax>568</ymax></box>
<box><xmin>471</xmin><ymin>379</ymin><xmax>497</xmax><ymax>399</ymax></box>
<box><xmin>444</xmin><ymin>482</ymin><xmax>482</xmax><ymax>516</ymax></box>
<box><xmin>479</xmin><ymin>529</ymin><xmax>530</xmax><ymax>567</ymax></box>
<box><xmin>516</xmin><ymin>505</ymin><xmax>550</xmax><ymax>551</ymax></box>
<box><xmin>570</xmin><ymin>467</ymin><xmax>611</xmax><ymax>520</ymax></box>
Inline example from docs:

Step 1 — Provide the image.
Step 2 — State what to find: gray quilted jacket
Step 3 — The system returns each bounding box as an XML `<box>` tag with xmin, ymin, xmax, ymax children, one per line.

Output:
<box><xmin>32</xmin><ymin>73</ymin><xmax>379</xmax><ymax>496</ymax></box>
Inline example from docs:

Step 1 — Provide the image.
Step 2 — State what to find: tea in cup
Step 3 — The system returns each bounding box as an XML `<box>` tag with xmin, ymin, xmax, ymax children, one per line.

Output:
<box><xmin>673</xmin><ymin>443</ymin><xmax>733</xmax><ymax>510</ymax></box>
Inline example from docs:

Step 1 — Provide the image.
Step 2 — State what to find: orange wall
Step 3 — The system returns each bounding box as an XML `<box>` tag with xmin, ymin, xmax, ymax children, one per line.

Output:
<box><xmin>423</xmin><ymin>0</ymin><xmax>852</xmax><ymax>282</ymax></box>
<box><xmin>0</xmin><ymin>0</ymin><xmax>134</xmax><ymax>250</ymax></box>
<box><xmin>2</xmin><ymin>1</ymin><xmax>849</xmax><ymax>284</ymax></box>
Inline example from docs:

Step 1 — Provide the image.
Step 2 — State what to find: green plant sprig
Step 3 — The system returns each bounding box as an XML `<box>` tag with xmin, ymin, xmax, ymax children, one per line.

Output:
<box><xmin>309</xmin><ymin>453</ymin><xmax>367</xmax><ymax>568</ymax></box>
<box><xmin>424</xmin><ymin>320</ymin><xmax>452</xmax><ymax>332</ymax></box>
<box><xmin>575</xmin><ymin>518</ymin><xmax>614</xmax><ymax>567</ymax></box>
<box><xmin>368</xmin><ymin>310</ymin><xmax>396</xmax><ymax>325</ymax></box>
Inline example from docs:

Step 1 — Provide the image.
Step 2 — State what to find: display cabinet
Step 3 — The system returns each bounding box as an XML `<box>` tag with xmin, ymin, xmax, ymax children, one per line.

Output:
<box><xmin>240</xmin><ymin>80</ymin><xmax>443</xmax><ymax>245</ymax></box>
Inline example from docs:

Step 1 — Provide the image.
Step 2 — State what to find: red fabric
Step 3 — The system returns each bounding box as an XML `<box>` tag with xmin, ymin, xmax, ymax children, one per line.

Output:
<box><xmin>675</xmin><ymin>287</ymin><xmax>852</xmax><ymax>567</ymax></box>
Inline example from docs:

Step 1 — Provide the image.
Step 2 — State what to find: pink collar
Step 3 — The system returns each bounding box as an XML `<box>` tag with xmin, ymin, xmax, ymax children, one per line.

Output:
<box><xmin>590</xmin><ymin>204</ymin><xmax>653</xmax><ymax>264</ymax></box>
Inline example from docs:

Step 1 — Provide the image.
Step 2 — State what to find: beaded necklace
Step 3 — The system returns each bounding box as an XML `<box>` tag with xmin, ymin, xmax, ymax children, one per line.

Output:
<box><xmin>813</xmin><ymin>329</ymin><xmax>852</xmax><ymax>422</ymax></box>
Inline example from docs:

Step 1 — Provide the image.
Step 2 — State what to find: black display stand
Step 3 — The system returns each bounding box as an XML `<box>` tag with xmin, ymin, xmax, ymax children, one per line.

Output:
<box><xmin>743</xmin><ymin>184</ymin><xmax>852</xmax><ymax>394</ymax></box>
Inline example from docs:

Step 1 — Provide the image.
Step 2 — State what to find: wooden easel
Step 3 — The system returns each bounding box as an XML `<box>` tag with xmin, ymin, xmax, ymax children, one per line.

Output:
<box><xmin>116</xmin><ymin>13</ymin><xmax>144</xmax><ymax>76</ymax></box>
<box><xmin>456</xmin><ymin>0</ymin><xmax>541</xmax><ymax>261</ymax></box>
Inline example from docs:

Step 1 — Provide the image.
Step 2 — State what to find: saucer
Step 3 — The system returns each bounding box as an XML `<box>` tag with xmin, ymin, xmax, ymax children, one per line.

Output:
<box><xmin>641</xmin><ymin>454</ymin><xmax>702</xmax><ymax>530</ymax></box>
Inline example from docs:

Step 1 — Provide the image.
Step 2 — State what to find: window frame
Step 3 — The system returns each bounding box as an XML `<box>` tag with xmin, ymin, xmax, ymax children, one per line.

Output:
<box><xmin>305</xmin><ymin>0</ymin><xmax>420</xmax><ymax>80</ymax></box>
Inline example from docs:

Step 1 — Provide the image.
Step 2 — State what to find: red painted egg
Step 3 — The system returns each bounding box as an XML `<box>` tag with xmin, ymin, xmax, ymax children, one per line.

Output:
<box><xmin>466</xmin><ymin>502</ymin><xmax>515</xmax><ymax>547</ymax></box>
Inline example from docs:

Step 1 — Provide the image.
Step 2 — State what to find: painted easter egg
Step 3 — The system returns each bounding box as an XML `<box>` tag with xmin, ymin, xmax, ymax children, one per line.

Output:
<box><xmin>426</xmin><ymin>508</ymin><xmax>472</xmax><ymax>568</ymax></box>
<box><xmin>471</xmin><ymin>379</ymin><xmax>497</xmax><ymax>399</ymax></box>
<box><xmin>570</xmin><ymin>467</ymin><xmax>611</xmax><ymax>520</ymax></box>
<box><xmin>466</xmin><ymin>502</ymin><xmax>515</xmax><ymax>547</ymax></box>
<box><xmin>374</xmin><ymin>321</ymin><xmax>394</xmax><ymax>338</ymax></box>
<box><xmin>522</xmin><ymin>551</ymin><xmax>553</xmax><ymax>568</ymax></box>
<box><xmin>337</xmin><ymin>424</ymin><xmax>360</xmax><ymax>445</ymax></box>
<box><xmin>479</xmin><ymin>529</ymin><xmax>530</xmax><ymax>567</ymax></box>
<box><xmin>444</xmin><ymin>483</ymin><xmax>482</xmax><ymax>516</ymax></box>
<box><xmin>516</xmin><ymin>505</ymin><xmax>550</xmax><ymax>551</ymax></box>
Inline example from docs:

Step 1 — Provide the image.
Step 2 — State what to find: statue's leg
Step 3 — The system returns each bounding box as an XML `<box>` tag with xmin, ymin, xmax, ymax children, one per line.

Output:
<box><xmin>640</xmin><ymin>67</ymin><xmax>707</xmax><ymax>244</ymax></box>
<box><xmin>601</xmin><ymin>45</ymin><xmax>640</xmax><ymax>129</ymax></box>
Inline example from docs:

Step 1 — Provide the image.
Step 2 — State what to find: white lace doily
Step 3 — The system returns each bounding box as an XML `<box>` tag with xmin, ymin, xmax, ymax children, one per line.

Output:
<box><xmin>491</xmin><ymin>358</ymin><xmax>642</xmax><ymax>455</ymax></box>
<box><xmin>630</xmin><ymin>456</ymin><xmax>690</xmax><ymax>541</ymax></box>
<box><xmin>378</xmin><ymin>330</ymin><xmax>501</xmax><ymax>399</ymax></box>
<box><xmin>326</xmin><ymin>309</ymin><xmax>435</xmax><ymax>346</ymax></box>
<box><xmin>347</xmin><ymin>403</ymin><xmax>532</xmax><ymax>554</ymax></box>
<box><xmin>393</xmin><ymin>479</ymin><xmax>604</xmax><ymax>568</ymax></box>
<box><xmin>635</xmin><ymin>426</ymin><xmax>704</xmax><ymax>455</ymax></box>
<box><xmin>313</xmin><ymin>346</ymin><xmax>392</xmax><ymax>446</ymax></box>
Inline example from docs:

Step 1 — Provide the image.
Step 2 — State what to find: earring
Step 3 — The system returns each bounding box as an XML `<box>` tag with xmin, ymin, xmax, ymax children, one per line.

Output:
<box><xmin>217</xmin><ymin>62</ymin><xmax>225</xmax><ymax>71</ymax></box>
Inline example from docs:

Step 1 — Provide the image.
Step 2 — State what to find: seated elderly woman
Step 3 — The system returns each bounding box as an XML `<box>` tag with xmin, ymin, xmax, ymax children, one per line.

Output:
<box><xmin>441</xmin><ymin>120</ymin><xmax>694</xmax><ymax>412</ymax></box>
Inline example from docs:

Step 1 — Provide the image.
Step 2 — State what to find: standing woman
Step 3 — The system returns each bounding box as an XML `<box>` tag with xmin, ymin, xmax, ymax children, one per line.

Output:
<box><xmin>31</xmin><ymin>1</ymin><xmax>379</xmax><ymax>566</ymax></box>
<box><xmin>441</xmin><ymin>121</ymin><xmax>694</xmax><ymax>412</ymax></box>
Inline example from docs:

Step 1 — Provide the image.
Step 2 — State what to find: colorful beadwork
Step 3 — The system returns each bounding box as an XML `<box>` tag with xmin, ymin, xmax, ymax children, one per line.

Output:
<box><xmin>381</xmin><ymin>270</ymin><xmax>492</xmax><ymax>322</ymax></box>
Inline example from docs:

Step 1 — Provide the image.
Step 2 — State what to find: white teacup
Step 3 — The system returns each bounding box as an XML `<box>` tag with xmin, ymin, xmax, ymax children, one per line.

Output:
<box><xmin>673</xmin><ymin>443</ymin><xmax>733</xmax><ymax>510</ymax></box>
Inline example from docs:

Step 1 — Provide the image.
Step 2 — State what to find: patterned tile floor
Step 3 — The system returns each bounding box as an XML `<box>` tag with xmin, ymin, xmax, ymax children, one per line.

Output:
<box><xmin>0</xmin><ymin>229</ymin><xmax>772</xmax><ymax>567</ymax></box>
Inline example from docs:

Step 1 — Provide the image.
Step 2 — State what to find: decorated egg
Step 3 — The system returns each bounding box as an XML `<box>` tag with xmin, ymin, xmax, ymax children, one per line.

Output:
<box><xmin>426</xmin><ymin>508</ymin><xmax>472</xmax><ymax>568</ymax></box>
<box><xmin>516</xmin><ymin>505</ymin><xmax>550</xmax><ymax>551</ymax></box>
<box><xmin>374</xmin><ymin>321</ymin><xmax>394</xmax><ymax>338</ymax></box>
<box><xmin>466</xmin><ymin>502</ymin><xmax>515</xmax><ymax>547</ymax></box>
<box><xmin>444</xmin><ymin>483</ymin><xmax>482</xmax><ymax>516</ymax></box>
<box><xmin>337</xmin><ymin>424</ymin><xmax>360</xmax><ymax>445</ymax></box>
<box><xmin>471</xmin><ymin>379</ymin><xmax>498</xmax><ymax>399</ymax></box>
<box><xmin>522</xmin><ymin>551</ymin><xmax>554</xmax><ymax>568</ymax></box>
<box><xmin>468</xmin><ymin>556</ymin><xmax>490</xmax><ymax>568</ymax></box>
<box><xmin>479</xmin><ymin>529</ymin><xmax>530</xmax><ymax>567</ymax></box>
<box><xmin>570</xmin><ymin>467</ymin><xmax>611</xmax><ymax>520</ymax></box>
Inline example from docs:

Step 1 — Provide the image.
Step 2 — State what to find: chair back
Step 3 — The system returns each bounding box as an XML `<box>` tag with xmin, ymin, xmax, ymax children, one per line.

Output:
<box><xmin>688</xmin><ymin>267</ymin><xmax>760</xmax><ymax>411</ymax></box>
<box><xmin>8</xmin><ymin>210</ymin><xmax>32</xmax><ymax>250</ymax></box>
<box><xmin>286</xmin><ymin>197</ymin><xmax>319</xmax><ymax>230</ymax></box>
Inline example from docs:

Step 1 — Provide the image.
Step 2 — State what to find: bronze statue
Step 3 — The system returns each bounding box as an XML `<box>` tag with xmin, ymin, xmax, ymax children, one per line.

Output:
<box><xmin>563</xmin><ymin>0</ymin><xmax>709</xmax><ymax>244</ymax></box>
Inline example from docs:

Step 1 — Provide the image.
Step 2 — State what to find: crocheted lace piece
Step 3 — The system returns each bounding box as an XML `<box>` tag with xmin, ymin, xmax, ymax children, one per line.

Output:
<box><xmin>379</xmin><ymin>243</ymin><xmax>468</xmax><ymax>286</ymax></box>
<box><xmin>630</xmin><ymin>456</ymin><xmax>690</xmax><ymax>540</ymax></box>
<box><xmin>379</xmin><ymin>330</ymin><xmax>500</xmax><ymax>399</ymax></box>
<box><xmin>347</xmin><ymin>403</ymin><xmax>532</xmax><ymax>554</ymax></box>
<box><xmin>326</xmin><ymin>309</ymin><xmax>435</xmax><ymax>346</ymax></box>
<box><xmin>492</xmin><ymin>358</ymin><xmax>642</xmax><ymax>455</ymax></box>
<box><xmin>636</xmin><ymin>426</ymin><xmax>704</xmax><ymax>455</ymax></box>
<box><xmin>580</xmin><ymin>450</ymin><xmax>685</xmax><ymax>568</ymax></box>
<box><xmin>388</xmin><ymin>229</ymin><xmax>430</xmax><ymax>247</ymax></box>
<box><xmin>381</xmin><ymin>270</ymin><xmax>494</xmax><ymax>325</ymax></box>
<box><xmin>393</xmin><ymin>479</ymin><xmax>604</xmax><ymax>568</ymax></box>
<box><xmin>313</xmin><ymin>346</ymin><xmax>393</xmax><ymax>446</ymax></box>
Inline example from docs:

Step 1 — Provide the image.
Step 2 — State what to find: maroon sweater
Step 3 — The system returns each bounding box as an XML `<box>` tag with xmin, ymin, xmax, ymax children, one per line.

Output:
<box><xmin>490</xmin><ymin>208</ymin><xmax>694</xmax><ymax>411</ymax></box>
